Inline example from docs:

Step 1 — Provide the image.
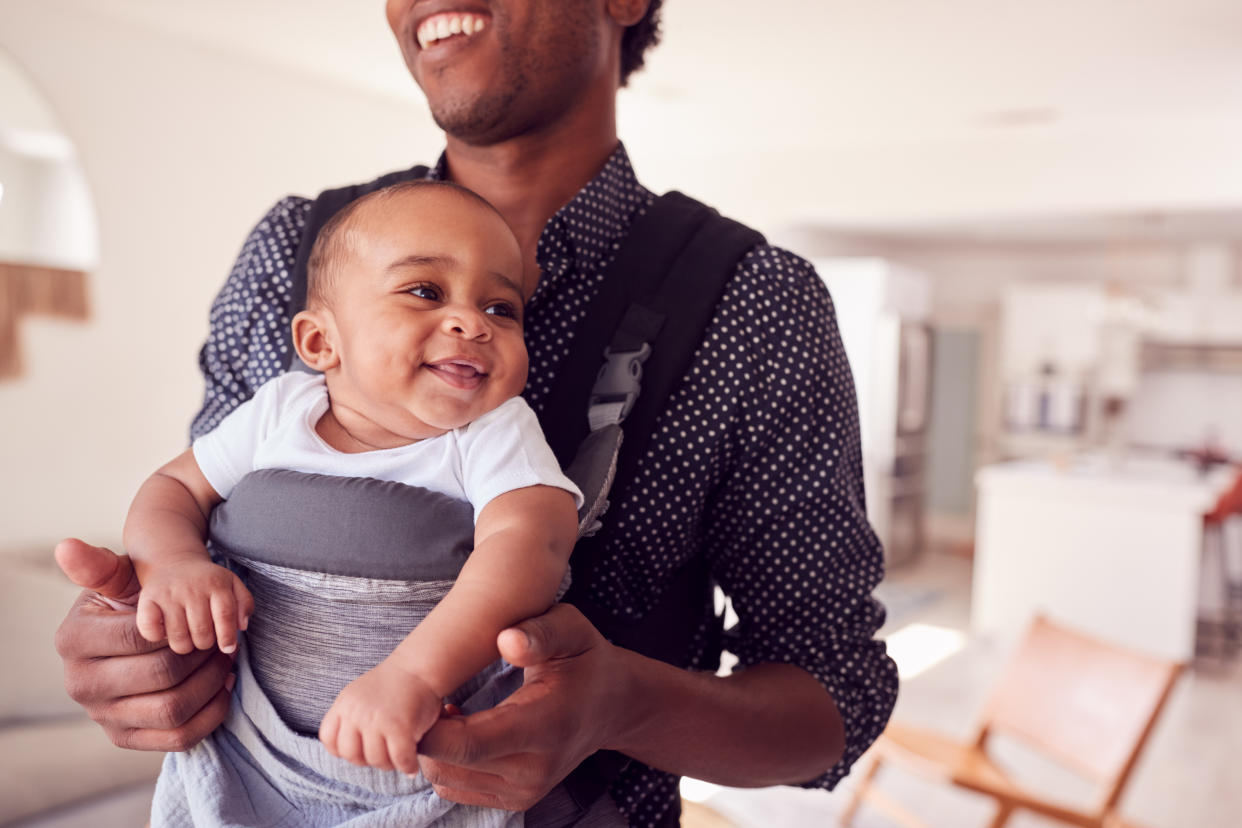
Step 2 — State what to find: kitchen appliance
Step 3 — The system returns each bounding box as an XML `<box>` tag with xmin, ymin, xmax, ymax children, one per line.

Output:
<box><xmin>817</xmin><ymin>258</ymin><xmax>932</xmax><ymax>566</ymax></box>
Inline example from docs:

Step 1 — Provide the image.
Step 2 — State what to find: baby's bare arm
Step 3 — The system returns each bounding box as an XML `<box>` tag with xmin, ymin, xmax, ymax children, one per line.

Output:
<box><xmin>124</xmin><ymin>449</ymin><xmax>251</xmax><ymax>653</ymax></box>
<box><xmin>391</xmin><ymin>484</ymin><xmax>578</xmax><ymax>697</ymax></box>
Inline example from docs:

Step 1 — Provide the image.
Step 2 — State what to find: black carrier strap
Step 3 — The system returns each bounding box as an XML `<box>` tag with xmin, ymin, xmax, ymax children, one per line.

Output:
<box><xmin>284</xmin><ymin>164</ymin><xmax>431</xmax><ymax>369</ymax></box>
<box><xmin>536</xmin><ymin>193</ymin><xmax>763</xmax><ymax>828</ymax></box>
<box><xmin>541</xmin><ymin>191</ymin><xmax>764</xmax><ymax>660</ymax></box>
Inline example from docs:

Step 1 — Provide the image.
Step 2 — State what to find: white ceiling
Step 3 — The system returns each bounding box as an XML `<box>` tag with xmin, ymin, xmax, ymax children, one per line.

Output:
<box><xmin>79</xmin><ymin>0</ymin><xmax>1242</xmax><ymax>241</ymax></box>
<box><xmin>89</xmin><ymin>0</ymin><xmax>1242</xmax><ymax>137</ymax></box>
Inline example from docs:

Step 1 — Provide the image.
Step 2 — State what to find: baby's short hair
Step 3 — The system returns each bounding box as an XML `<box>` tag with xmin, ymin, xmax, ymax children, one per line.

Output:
<box><xmin>306</xmin><ymin>179</ymin><xmax>504</xmax><ymax>309</ymax></box>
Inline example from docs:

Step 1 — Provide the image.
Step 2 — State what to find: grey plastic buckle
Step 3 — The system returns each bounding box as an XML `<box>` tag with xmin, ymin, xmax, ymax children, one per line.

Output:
<box><xmin>588</xmin><ymin>343</ymin><xmax>652</xmax><ymax>428</ymax></box>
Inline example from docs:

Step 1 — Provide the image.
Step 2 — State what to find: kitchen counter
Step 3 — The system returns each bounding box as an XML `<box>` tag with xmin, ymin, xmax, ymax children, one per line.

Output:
<box><xmin>972</xmin><ymin>454</ymin><xmax>1236</xmax><ymax>661</ymax></box>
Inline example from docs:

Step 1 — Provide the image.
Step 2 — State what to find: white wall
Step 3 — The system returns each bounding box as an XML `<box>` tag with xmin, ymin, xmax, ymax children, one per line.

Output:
<box><xmin>0</xmin><ymin>2</ymin><xmax>442</xmax><ymax>554</ymax></box>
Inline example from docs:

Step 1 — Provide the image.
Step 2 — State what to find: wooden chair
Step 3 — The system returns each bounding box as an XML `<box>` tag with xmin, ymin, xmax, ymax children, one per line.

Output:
<box><xmin>840</xmin><ymin>616</ymin><xmax>1183</xmax><ymax>828</ymax></box>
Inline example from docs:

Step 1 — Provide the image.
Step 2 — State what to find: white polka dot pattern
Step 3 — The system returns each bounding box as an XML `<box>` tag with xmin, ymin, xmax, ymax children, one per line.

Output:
<box><xmin>188</xmin><ymin>145</ymin><xmax>897</xmax><ymax>827</ymax></box>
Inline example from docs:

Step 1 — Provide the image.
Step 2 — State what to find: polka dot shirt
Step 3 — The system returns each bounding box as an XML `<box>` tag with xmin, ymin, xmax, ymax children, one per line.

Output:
<box><xmin>191</xmin><ymin>145</ymin><xmax>898</xmax><ymax>827</ymax></box>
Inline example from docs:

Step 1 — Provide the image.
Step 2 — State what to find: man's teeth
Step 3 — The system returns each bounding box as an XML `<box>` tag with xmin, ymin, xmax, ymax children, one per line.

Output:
<box><xmin>417</xmin><ymin>13</ymin><xmax>488</xmax><ymax>50</ymax></box>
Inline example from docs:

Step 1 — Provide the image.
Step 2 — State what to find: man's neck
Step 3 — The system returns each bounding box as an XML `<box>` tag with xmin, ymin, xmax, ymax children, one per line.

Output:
<box><xmin>440</xmin><ymin>96</ymin><xmax>619</xmax><ymax>294</ymax></box>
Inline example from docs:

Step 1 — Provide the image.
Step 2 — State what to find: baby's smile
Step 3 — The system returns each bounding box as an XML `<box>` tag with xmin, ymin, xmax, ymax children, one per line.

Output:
<box><xmin>425</xmin><ymin>357</ymin><xmax>488</xmax><ymax>390</ymax></box>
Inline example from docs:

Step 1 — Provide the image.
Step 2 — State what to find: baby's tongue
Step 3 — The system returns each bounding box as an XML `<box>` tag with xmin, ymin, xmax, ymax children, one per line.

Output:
<box><xmin>436</xmin><ymin>362</ymin><xmax>480</xmax><ymax>377</ymax></box>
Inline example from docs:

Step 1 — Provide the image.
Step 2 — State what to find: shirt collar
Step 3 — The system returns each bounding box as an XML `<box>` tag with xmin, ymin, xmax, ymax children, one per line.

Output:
<box><xmin>534</xmin><ymin>143</ymin><xmax>650</xmax><ymax>286</ymax></box>
<box><xmin>427</xmin><ymin>143</ymin><xmax>652</xmax><ymax>302</ymax></box>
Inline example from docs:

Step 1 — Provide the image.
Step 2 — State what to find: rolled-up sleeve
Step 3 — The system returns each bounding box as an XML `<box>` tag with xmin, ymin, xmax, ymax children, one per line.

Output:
<box><xmin>190</xmin><ymin>196</ymin><xmax>312</xmax><ymax>440</ymax></box>
<box><xmin>705</xmin><ymin>246</ymin><xmax>899</xmax><ymax>788</ymax></box>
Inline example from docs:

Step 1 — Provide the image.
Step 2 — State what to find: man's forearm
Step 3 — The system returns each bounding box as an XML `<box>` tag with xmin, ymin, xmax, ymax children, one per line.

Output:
<box><xmin>606</xmin><ymin>653</ymin><xmax>845</xmax><ymax>787</ymax></box>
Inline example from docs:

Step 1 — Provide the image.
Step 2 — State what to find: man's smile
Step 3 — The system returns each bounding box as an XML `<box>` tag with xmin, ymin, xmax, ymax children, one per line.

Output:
<box><xmin>416</xmin><ymin>10</ymin><xmax>491</xmax><ymax>51</ymax></box>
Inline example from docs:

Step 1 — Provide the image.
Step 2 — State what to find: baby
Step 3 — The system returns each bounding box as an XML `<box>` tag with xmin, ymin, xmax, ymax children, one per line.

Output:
<box><xmin>124</xmin><ymin>180</ymin><xmax>581</xmax><ymax>826</ymax></box>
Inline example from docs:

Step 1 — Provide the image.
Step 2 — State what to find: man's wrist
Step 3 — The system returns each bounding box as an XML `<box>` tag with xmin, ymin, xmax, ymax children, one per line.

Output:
<box><xmin>598</xmin><ymin>645</ymin><xmax>665</xmax><ymax>756</ymax></box>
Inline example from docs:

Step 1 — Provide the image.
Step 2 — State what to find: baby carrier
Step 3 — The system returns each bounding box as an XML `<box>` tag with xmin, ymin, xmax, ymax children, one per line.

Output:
<box><xmin>249</xmin><ymin>165</ymin><xmax>765</xmax><ymax>826</ymax></box>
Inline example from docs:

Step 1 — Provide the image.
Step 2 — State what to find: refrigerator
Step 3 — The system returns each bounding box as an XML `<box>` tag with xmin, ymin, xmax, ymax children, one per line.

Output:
<box><xmin>816</xmin><ymin>258</ymin><xmax>933</xmax><ymax>566</ymax></box>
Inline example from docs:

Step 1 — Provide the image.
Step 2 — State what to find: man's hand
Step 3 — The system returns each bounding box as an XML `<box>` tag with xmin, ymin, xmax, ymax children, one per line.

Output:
<box><xmin>53</xmin><ymin>538</ymin><xmax>234</xmax><ymax>752</ymax></box>
<box><xmin>417</xmin><ymin>603</ymin><xmax>627</xmax><ymax>811</ymax></box>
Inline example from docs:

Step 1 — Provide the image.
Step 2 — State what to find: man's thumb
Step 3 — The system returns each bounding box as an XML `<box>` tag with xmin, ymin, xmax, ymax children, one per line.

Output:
<box><xmin>54</xmin><ymin>538</ymin><xmax>142</xmax><ymax>602</ymax></box>
<box><xmin>497</xmin><ymin>603</ymin><xmax>593</xmax><ymax>668</ymax></box>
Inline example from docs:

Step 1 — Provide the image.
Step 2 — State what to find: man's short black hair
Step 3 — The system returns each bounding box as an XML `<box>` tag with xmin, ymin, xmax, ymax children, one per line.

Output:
<box><xmin>306</xmin><ymin>179</ymin><xmax>501</xmax><ymax>309</ymax></box>
<box><xmin>620</xmin><ymin>0</ymin><xmax>664</xmax><ymax>87</ymax></box>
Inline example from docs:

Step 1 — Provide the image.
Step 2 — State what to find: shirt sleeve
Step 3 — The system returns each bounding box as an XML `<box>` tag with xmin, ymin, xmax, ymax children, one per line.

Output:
<box><xmin>457</xmin><ymin>398</ymin><xmax>585</xmax><ymax>521</ymax></box>
<box><xmin>705</xmin><ymin>246</ymin><xmax>899</xmax><ymax>789</ymax></box>
<box><xmin>190</xmin><ymin>196</ymin><xmax>312</xmax><ymax>441</ymax></box>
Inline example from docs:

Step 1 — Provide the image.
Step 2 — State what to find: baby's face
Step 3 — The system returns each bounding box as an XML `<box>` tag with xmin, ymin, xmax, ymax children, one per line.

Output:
<box><xmin>324</xmin><ymin>188</ymin><xmax>528</xmax><ymax>442</ymax></box>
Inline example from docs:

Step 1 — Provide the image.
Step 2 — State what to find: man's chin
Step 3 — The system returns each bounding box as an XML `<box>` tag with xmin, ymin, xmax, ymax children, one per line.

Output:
<box><xmin>428</xmin><ymin>87</ymin><xmax>524</xmax><ymax>146</ymax></box>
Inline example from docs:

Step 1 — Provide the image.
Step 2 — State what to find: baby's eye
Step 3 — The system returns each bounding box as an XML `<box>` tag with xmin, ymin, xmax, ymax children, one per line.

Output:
<box><xmin>407</xmin><ymin>284</ymin><xmax>441</xmax><ymax>301</ymax></box>
<box><xmin>485</xmin><ymin>302</ymin><xmax>519</xmax><ymax>321</ymax></box>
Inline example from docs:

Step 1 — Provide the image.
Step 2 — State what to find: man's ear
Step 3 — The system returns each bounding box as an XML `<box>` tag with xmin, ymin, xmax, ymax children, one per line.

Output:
<box><xmin>605</xmin><ymin>0</ymin><xmax>650</xmax><ymax>27</ymax></box>
<box><xmin>291</xmin><ymin>309</ymin><xmax>340</xmax><ymax>371</ymax></box>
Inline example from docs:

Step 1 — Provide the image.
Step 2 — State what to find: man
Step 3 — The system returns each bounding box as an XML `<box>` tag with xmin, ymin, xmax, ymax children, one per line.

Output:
<box><xmin>54</xmin><ymin>1</ymin><xmax>898</xmax><ymax>825</ymax></box>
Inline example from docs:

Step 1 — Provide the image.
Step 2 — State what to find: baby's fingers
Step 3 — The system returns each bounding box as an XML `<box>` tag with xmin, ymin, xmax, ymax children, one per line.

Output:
<box><xmin>334</xmin><ymin>721</ymin><xmax>366</xmax><ymax>767</ymax></box>
<box><xmin>319</xmin><ymin>710</ymin><xmax>341</xmax><ymax>756</ymax></box>
<box><xmin>186</xmin><ymin>595</ymin><xmax>219</xmax><ymax>652</ymax></box>
<box><xmin>388</xmin><ymin>731</ymin><xmax>420</xmax><ymax>776</ymax></box>
<box><xmin>163</xmin><ymin>604</ymin><xmax>195</xmax><ymax>655</ymax></box>
<box><xmin>364</xmin><ymin>730</ymin><xmax>395</xmax><ymax>771</ymax></box>
<box><xmin>232</xmin><ymin>577</ymin><xmax>254</xmax><ymax>632</ymax></box>
<box><xmin>210</xmin><ymin>590</ymin><xmax>239</xmax><ymax>654</ymax></box>
<box><xmin>135</xmin><ymin>596</ymin><xmax>166</xmax><ymax>645</ymax></box>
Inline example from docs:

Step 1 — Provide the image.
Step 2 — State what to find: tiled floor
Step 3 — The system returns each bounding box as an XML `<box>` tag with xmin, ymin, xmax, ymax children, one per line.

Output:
<box><xmin>695</xmin><ymin>551</ymin><xmax>1242</xmax><ymax>828</ymax></box>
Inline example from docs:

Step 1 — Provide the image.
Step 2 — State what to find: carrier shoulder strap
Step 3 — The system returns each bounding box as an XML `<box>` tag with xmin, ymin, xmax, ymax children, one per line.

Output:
<box><xmin>284</xmin><ymin>164</ymin><xmax>431</xmax><ymax>368</ymax></box>
<box><xmin>539</xmin><ymin>190</ymin><xmax>764</xmax><ymax>653</ymax></box>
<box><xmin>537</xmin><ymin>192</ymin><xmax>763</xmax><ymax>828</ymax></box>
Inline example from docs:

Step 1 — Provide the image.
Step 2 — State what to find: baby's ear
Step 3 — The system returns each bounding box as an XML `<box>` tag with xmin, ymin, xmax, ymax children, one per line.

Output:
<box><xmin>291</xmin><ymin>309</ymin><xmax>339</xmax><ymax>371</ymax></box>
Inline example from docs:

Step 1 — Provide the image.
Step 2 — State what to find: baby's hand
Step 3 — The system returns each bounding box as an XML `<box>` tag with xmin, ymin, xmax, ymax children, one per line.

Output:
<box><xmin>135</xmin><ymin>558</ymin><xmax>253</xmax><ymax>655</ymax></box>
<box><xmin>319</xmin><ymin>661</ymin><xmax>442</xmax><ymax>775</ymax></box>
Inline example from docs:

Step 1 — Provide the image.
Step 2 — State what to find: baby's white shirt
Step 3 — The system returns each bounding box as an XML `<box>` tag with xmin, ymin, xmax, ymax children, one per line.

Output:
<box><xmin>192</xmin><ymin>371</ymin><xmax>582</xmax><ymax>521</ymax></box>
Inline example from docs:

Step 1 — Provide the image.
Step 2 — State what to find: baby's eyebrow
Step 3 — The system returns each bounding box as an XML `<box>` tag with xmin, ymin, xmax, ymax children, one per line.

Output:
<box><xmin>487</xmin><ymin>271</ymin><xmax>525</xmax><ymax>302</ymax></box>
<box><xmin>386</xmin><ymin>254</ymin><xmax>447</xmax><ymax>271</ymax></box>
<box><xmin>387</xmin><ymin>254</ymin><xmax>524</xmax><ymax>302</ymax></box>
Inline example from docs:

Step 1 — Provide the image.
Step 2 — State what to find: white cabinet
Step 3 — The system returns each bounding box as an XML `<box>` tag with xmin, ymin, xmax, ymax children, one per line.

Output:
<box><xmin>972</xmin><ymin>456</ymin><xmax>1234</xmax><ymax>661</ymax></box>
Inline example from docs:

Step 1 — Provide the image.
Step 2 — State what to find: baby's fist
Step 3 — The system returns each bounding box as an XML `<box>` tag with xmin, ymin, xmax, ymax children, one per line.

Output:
<box><xmin>319</xmin><ymin>663</ymin><xmax>441</xmax><ymax>776</ymax></box>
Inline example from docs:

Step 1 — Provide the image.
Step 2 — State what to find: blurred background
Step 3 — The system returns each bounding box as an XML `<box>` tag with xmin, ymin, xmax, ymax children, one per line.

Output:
<box><xmin>1</xmin><ymin>1</ymin><xmax>1240</xmax><ymax>826</ymax></box>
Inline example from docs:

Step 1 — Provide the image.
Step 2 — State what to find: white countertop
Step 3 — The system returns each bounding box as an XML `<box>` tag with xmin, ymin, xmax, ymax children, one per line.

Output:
<box><xmin>976</xmin><ymin>452</ymin><xmax>1236</xmax><ymax>513</ymax></box>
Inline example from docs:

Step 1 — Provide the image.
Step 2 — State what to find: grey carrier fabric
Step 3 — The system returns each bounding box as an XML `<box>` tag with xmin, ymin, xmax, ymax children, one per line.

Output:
<box><xmin>150</xmin><ymin>468</ymin><xmax>574</xmax><ymax>828</ymax></box>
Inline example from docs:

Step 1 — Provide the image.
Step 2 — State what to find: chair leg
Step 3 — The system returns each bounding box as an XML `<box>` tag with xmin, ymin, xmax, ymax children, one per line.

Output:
<box><xmin>838</xmin><ymin>755</ymin><xmax>883</xmax><ymax>826</ymax></box>
<box><xmin>987</xmin><ymin>803</ymin><xmax>1014</xmax><ymax>828</ymax></box>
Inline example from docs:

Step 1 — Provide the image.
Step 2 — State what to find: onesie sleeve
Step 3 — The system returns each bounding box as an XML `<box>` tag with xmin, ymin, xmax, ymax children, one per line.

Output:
<box><xmin>457</xmin><ymin>398</ymin><xmax>584</xmax><ymax>521</ymax></box>
<box><xmin>191</xmin><ymin>374</ymin><xmax>286</xmax><ymax>499</ymax></box>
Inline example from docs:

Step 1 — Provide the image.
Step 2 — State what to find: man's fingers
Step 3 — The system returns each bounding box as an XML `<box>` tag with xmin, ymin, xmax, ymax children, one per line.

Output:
<box><xmin>498</xmin><ymin>603</ymin><xmax>596</xmax><ymax>668</ymax></box>
<box><xmin>107</xmin><ymin>677</ymin><xmax>233</xmax><ymax>753</ymax></box>
<box><xmin>418</xmin><ymin>701</ymin><xmax>545</xmax><ymax>767</ymax></box>
<box><xmin>54</xmin><ymin>538</ymin><xmax>142</xmax><ymax>604</ymax></box>
<box><xmin>427</xmin><ymin>779</ymin><xmax>510</xmax><ymax>810</ymax></box>
<box><xmin>421</xmin><ymin>750</ymin><xmax>522</xmax><ymax>804</ymax></box>
<box><xmin>69</xmin><ymin>646</ymin><xmax>216</xmax><ymax>701</ymax></box>
<box><xmin>88</xmin><ymin>649</ymin><xmax>232</xmax><ymax>743</ymax></box>
<box><xmin>56</xmin><ymin>590</ymin><xmax>166</xmax><ymax>659</ymax></box>
<box><xmin>135</xmin><ymin>597</ymin><xmax>166</xmax><ymax>647</ymax></box>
